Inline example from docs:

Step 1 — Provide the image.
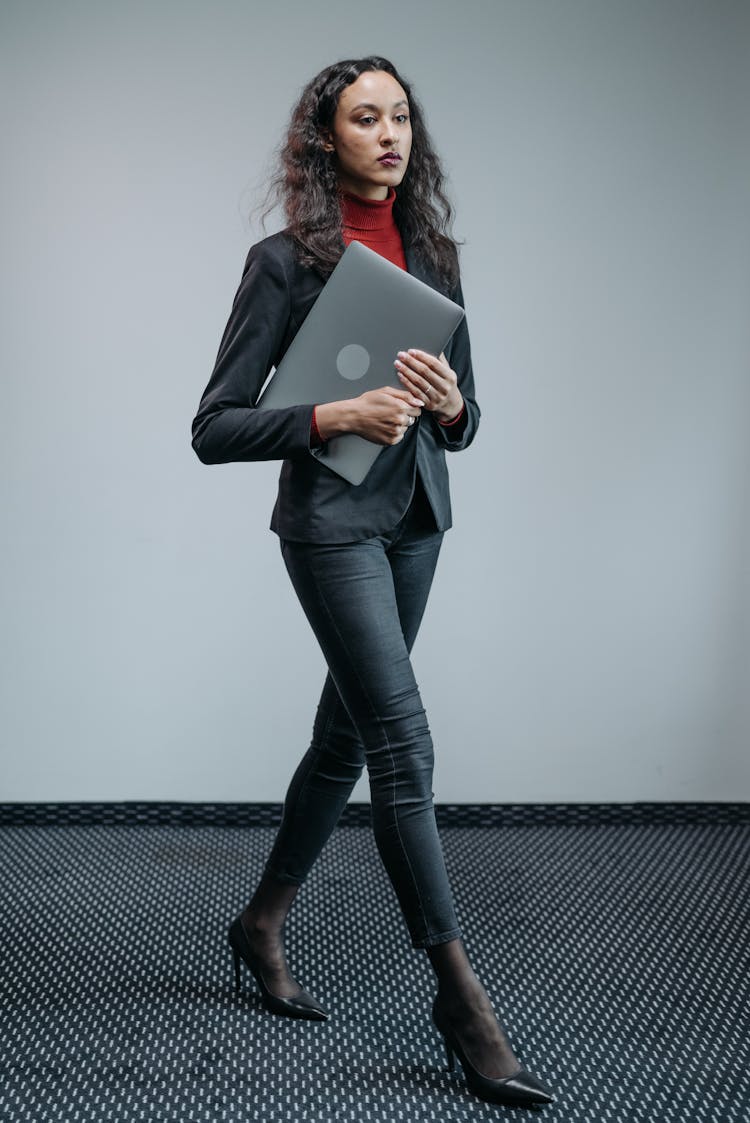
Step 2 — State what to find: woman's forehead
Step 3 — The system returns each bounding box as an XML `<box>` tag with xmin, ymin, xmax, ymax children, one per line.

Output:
<box><xmin>338</xmin><ymin>71</ymin><xmax>408</xmax><ymax>111</ymax></box>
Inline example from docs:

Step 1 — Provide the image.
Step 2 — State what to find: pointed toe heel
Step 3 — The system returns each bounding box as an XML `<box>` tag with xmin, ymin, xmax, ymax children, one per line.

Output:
<box><xmin>432</xmin><ymin>996</ymin><xmax>554</xmax><ymax>1108</ymax></box>
<box><xmin>228</xmin><ymin>916</ymin><xmax>329</xmax><ymax>1022</ymax></box>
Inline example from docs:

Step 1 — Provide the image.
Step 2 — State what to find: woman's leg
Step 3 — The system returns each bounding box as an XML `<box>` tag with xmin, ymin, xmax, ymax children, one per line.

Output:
<box><xmin>240</xmin><ymin>490</ymin><xmax>447</xmax><ymax>992</ymax></box>
<box><xmin>278</xmin><ymin>514</ymin><xmax>528</xmax><ymax>1077</ymax></box>
<box><xmin>426</xmin><ymin>939</ymin><xmax>526</xmax><ymax>1080</ymax></box>
<box><xmin>261</xmin><ymin>674</ymin><xmax>366</xmax><ymax>885</ymax></box>
<box><xmin>240</xmin><ymin>490</ymin><xmax>537</xmax><ymax>1083</ymax></box>
<box><xmin>279</xmin><ymin>523</ymin><xmax>460</xmax><ymax>947</ymax></box>
<box><xmin>237</xmin><ymin>680</ymin><xmax>364</xmax><ymax>999</ymax></box>
<box><xmin>262</xmin><ymin>513</ymin><xmax>446</xmax><ymax>885</ymax></box>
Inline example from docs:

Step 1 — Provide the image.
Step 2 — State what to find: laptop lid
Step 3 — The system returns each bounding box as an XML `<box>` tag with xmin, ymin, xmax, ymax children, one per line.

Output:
<box><xmin>256</xmin><ymin>240</ymin><xmax>465</xmax><ymax>485</ymax></box>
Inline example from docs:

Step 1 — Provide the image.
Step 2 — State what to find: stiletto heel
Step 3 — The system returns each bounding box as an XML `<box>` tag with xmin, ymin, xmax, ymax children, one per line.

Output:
<box><xmin>432</xmin><ymin>995</ymin><xmax>554</xmax><ymax>1107</ymax></box>
<box><xmin>228</xmin><ymin>915</ymin><xmax>329</xmax><ymax>1021</ymax></box>
<box><xmin>444</xmin><ymin>1039</ymin><xmax>455</xmax><ymax>1072</ymax></box>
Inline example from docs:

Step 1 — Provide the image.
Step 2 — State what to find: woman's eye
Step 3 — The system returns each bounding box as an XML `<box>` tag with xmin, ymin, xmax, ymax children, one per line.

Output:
<box><xmin>395</xmin><ymin>114</ymin><xmax>409</xmax><ymax>124</ymax></box>
<box><xmin>359</xmin><ymin>115</ymin><xmax>376</xmax><ymax>125</ymax></box>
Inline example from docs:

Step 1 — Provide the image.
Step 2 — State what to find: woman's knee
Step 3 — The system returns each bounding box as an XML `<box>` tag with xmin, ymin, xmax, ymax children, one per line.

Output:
<box><xmin>366</xmin><ymin>729</ymin><xmax>435</xmax><ymax>799</ymax></box>
<box><xmin>310</xmin><ymin>734</ymin><xmax>366</xmax><ymax>783</ymax></box>
<box><xmin>311</xmin><ymin>687</ymin><xmax>366</xmax><ymax>775</ymax></box>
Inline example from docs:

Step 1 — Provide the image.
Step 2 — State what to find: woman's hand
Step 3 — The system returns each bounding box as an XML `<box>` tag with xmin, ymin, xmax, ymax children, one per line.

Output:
<box><xmin>315</xmin><ymin>387</ymin><xmax>423</xmax><ymax>446</ymax></box>
<box><xmin>394</xmin><ymin>350</ymin><xmax>464</xmax><ymax>423</ymax></box>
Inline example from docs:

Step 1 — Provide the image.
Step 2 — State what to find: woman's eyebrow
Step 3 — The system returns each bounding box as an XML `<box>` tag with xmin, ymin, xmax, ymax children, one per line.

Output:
<box><xmin>349</xmin><ymin>99</ymin><xmax>409</xmax><ymax>113</ymax></box>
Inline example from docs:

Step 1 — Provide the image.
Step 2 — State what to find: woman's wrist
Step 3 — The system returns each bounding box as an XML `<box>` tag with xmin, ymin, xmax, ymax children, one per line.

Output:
<box><xmin>434</xmin><ymin>394</ymin><xmax>465</xmax><ymax>425</ymax></box>
<box><xmin>314</xmin><ymin>400</ymin><xmax>353</xmax><ymax>441</ymax></box>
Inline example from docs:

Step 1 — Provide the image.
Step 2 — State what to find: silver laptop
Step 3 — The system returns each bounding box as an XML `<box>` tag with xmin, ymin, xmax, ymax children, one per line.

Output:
<box><xmin>256</xmin><ymin>240</ymin><xmax>465</xmax><ymax>485</ymax></box>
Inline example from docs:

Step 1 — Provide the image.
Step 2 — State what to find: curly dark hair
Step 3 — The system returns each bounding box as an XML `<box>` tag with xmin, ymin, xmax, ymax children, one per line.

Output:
<box><xmin>264</xmin><ymin>56</ymin><xmax>460</xmax><ymax>291</ymax></box>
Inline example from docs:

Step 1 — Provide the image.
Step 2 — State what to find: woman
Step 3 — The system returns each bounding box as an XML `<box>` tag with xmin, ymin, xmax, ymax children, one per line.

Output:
<box><xmin>192</xmin><ymin>56</ymin><xmax>553</xmax><ymax>1109</ymax></box>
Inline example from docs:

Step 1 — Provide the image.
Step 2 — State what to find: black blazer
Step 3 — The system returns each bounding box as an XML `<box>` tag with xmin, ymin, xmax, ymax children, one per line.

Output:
<box><xmin>192</xmin><ymin>231</ymin><xmax>480</xmax><ymax>542</ymax></box>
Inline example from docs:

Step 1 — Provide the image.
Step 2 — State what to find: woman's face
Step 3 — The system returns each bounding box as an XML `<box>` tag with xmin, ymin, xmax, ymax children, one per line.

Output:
<box><xmin>323</xmin><ymin>70</ymin><xmax>412</xmax><ymax>200</ymax></box>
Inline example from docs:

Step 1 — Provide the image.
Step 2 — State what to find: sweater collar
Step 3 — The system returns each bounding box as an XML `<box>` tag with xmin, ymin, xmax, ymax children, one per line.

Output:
<box><xmin>340</xmin><ymin>187</ymin><xmax>397</xmax><ymax>233</ymax></box>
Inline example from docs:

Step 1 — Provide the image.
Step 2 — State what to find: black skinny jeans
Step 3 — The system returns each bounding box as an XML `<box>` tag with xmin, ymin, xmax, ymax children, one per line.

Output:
<box><xmin>264</xmin><ymin>480</ymin><xmax>463</xmax><ymax>948</ymax></box>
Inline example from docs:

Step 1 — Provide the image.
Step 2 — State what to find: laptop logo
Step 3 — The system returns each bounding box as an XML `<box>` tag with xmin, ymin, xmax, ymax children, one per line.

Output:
<box><xmin>336</xmin><ymin>344</ymin><xmax>371</xmax><ymax>381</ymax></box>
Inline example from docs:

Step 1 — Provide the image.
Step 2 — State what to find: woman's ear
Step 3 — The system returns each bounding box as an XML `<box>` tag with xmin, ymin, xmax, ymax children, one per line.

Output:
<box><xmin>320</xmin><ymin>131</ymin><xmax>336</xmax><ymax>154</ymax></box>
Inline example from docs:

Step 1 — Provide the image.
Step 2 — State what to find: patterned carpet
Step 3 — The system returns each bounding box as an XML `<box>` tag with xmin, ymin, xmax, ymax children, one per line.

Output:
<box><xmin>1</xmin><ymin>804</ymin><xmax>748</xmax><ymax>1122</ymax></box>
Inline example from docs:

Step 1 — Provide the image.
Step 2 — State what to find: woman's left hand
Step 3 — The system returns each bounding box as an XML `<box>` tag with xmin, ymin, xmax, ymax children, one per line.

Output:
<box><xmin>394</xmin><ymin>350</ymin><xmax>464</xmax><ymax>424</ymax></box>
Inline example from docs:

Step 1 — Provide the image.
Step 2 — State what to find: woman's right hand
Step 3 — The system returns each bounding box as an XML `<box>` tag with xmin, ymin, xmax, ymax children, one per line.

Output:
<box><xmin>315</xmin><ymin>387</ymin><xmax>424</xmax><ymax>446</ymax></box>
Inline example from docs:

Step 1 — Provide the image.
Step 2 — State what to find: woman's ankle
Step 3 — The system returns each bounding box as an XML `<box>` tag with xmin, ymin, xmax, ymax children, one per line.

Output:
<box><xmin>436</xmin><ymin>979</ymin><xmax>498</xmax><ymax>1027</ymax></box>
<box><xmin>427</xmin><ymin>937</ymin><xmax>480</xmax><ymax>992</ymax></box>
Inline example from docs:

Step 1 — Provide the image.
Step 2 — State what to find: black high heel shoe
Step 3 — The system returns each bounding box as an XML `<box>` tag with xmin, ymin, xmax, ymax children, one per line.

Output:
<box><xmin>228</xmin><ymin>915</ymin><xmax>329</xmax><ymax>1021</ymax></box>
<box><xmin>432</xmin><ymin>995</ymin><xmax>554</xmax><ymax>1107</ymax></box>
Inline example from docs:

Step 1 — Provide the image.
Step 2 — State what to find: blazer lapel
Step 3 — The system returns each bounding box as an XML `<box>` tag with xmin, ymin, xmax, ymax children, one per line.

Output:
<box><xmin>404</xmin><ymin>244</ymin><xmax>446</xmax><ymax>297</ymax></box>
<box><xmin>404</xmin><ymin>244</ymin><xmax>429</xmax><ymax>284</ymax></box>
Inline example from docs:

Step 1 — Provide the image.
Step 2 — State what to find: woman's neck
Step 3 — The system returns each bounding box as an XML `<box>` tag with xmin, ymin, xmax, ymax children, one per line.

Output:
<box><xmin>339</xmin><ymin>188</ymin><xmax>406</xmax><ymax>271</ymax></box>
<box><xmin>340</xmin><ymin>187</ymin><xmax>397</xmax><ymax>232</ymax></box>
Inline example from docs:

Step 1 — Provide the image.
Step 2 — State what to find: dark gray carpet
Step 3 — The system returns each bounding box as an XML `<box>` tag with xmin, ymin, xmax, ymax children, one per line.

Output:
<box><xmin>1</xmin><ymin>813</ymin><xmax>749</xmax><ymax>1121</ymax></box>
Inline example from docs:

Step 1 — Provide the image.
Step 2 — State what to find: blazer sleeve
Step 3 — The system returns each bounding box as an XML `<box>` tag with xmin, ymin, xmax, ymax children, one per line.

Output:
<box><xmin>191</xmin><ymin>239</ymin><xmax>315</xmax><ymax>464</ymax></box>
<box><xmin>430</xmin><ymin>277</ymin><xmax>480</xmax><ymax>452</ymax></box>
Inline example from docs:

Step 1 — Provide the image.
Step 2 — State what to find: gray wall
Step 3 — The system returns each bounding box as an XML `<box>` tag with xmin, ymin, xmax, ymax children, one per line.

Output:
<box><xmin>2</xmin><ymin>0</ymin><xmax>749</xmax><ymax>804</ymax></box>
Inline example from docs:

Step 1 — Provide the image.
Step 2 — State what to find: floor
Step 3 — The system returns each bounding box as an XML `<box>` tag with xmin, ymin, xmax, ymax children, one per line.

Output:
<box><xmin>1</xmin><ymin>808</ymin><xmax>748</xmax><ymax>1122</ymax></box>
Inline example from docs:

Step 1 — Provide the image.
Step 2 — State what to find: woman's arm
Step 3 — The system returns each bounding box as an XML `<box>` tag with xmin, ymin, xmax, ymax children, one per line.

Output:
<box><xmin>192</xmin><ymin>238</ymin><xmax>425</xmax><ymax>463</ymax></box>
<box><xmin>192</xmin><ymin>240</ymin><xmax>317</xmax><ymax>465</ymax></box>
<box><xmin>315</xmin><ymin>387</ymin><xmax>423</xmax><ymax>445</ymax></box>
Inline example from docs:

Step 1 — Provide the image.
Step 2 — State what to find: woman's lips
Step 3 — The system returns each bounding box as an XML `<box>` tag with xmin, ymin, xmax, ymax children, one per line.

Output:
<box><xmin>378</xmin><ymin>154</ymin><xmax>401</xmax><ymax>166</ymax></box>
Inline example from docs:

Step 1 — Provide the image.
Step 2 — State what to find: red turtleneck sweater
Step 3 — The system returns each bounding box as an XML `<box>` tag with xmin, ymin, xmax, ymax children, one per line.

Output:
<box><xmin>310</xmin><ymin>189</ymin><xmax>464</xmax><ymax>445</ymax></box>
<box><xmin>340</xmin><ymin>187</ymin><xmax>408</xmax><ymax>269</ymax></box>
